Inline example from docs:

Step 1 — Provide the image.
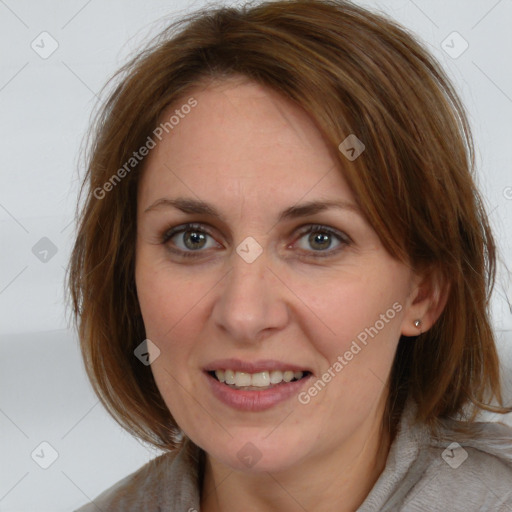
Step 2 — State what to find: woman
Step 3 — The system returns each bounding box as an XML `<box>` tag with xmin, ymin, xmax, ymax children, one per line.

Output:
<box><xmin>70</xmin><ymin>1</ymin><xmax>512</xmax><ymax>510</ymax></box>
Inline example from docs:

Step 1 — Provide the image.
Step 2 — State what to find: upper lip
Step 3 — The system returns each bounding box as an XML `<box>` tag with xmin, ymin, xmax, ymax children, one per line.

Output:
<box><xmin>204</xmin><ymin>358</ymin><xmax>312</xmax><ymax>374</ymax></box>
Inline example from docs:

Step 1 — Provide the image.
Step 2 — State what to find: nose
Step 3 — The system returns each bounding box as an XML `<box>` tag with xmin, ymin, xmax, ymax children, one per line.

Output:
<box><xmin>211</xmin><ymin>247</ymin><xmax>290</xmax><ymax>344</ymax></box>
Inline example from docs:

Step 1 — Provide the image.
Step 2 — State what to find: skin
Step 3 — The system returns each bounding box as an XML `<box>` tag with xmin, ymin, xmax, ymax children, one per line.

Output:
<box><xmin>135</xmin><ymin>76</ymin><xmax>445</xmax><ymax>512</ymax></box>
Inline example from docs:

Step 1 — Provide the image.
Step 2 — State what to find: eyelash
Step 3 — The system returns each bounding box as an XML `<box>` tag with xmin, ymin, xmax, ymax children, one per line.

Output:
<box><xmin>161</xmin><ymin>222</ymin><xmax>351</xmax><ymax>259</ymax></box>
<box><xmin>161</xmin><ymin>223</ymin><xmax>218</xmax><ymax>259</ymax></box>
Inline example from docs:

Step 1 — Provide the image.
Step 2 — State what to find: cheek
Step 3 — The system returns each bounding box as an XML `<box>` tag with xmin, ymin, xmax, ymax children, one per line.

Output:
<box><xmin>135</xmin><ymin>258</ymin><xmax>217</xmax><ymax>400</ymax></box>
<box><xmin>292</xmin><ymin>268</ymin><xmax>407</xmax><ymax>414</ymax></box>
<box><xmin>297</xmin><ymin>270</ymin><xmax>404</xmax><ymax>355</ymax></box>
<box><xmin>135</xmin><ymin>255</ymin><xmax>210</xmax><ymax>342</ymax></box>
<box><xmin>135</xmin><ymin>261</ymin><xmax>208</xmax><ymax>421</ymax></box>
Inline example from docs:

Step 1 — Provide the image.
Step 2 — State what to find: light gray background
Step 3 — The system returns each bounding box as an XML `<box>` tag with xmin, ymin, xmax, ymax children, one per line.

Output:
<box><xmin>0</xmin><ymin>0</ymin><xmax>511</xmax><ymax>510</ymax></box>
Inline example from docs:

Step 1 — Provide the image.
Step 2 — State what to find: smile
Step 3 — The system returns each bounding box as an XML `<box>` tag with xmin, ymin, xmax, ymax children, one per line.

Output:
<box><xmin>204</xmin><ymin>360</ymin><xmax>313</xmax><ymax>411</ymax></box>
<box><xmin>210</xmin><ymin>369</ymin><xmax>308</xmax><ymax>390</ymax></box>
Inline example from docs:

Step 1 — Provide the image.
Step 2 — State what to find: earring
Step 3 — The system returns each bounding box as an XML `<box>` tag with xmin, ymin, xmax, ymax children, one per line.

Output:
<box><xmin>414</xmin><ymin>319</ymin><xmax>422</xmax><ymax>328</ymax></box>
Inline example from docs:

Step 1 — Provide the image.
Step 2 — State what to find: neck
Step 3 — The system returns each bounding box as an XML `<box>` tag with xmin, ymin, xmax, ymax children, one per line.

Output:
<box><xmin>200</xmin><ymin>402</ymin><xmax>392</xmax><ymax>512</ymax></box>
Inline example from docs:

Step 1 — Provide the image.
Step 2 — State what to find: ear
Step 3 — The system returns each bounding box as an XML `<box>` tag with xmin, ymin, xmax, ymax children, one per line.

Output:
<box><xmin>400</xmin><ymin>266</ymin><xmax>451</xmax><ymax>336</ymax></box>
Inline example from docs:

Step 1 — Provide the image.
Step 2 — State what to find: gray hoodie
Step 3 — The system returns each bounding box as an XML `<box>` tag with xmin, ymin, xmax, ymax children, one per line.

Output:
<box><xmin>74</xmin><ymin>399</ymin><xmax>512</xmax><ymax>511</ymax></box>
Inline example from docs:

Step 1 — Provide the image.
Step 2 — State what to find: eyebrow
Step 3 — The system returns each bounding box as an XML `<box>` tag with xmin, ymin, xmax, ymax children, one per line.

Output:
<box><xmin>144</xmin><ymin>197</ymin><xmax>361</xmax><ymax>221</ymax></box>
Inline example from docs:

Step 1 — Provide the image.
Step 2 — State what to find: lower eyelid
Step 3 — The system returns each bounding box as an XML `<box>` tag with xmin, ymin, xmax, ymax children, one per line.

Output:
<box><xmin>161</xmin><ymin>223</ymin><xmax>349</xmax><ymax>257</ymax></box>
<box><xmin>162</xmin><ymin>223</ymin><xmax>211</xmax><ymax>243</ymax></box>
<box><xmin>166</xmin><ymin>230</ymin><xmax>218</xmax><ymax>251</ymax></box>
<box><xmin>295</xmin><ymin>226</ymin><xmax>349</xmax><ymax>246</ymax></box>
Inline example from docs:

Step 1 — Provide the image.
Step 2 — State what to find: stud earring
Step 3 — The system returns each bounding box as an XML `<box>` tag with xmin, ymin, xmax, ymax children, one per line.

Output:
<box><xmin>414</xmin><ymin>319</ymin><xmax>422</xmax><ymax>328</ymax></box>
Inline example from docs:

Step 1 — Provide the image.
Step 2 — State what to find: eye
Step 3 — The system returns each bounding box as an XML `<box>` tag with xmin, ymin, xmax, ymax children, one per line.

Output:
<box><xmin>292</xmin><ymin>225</ymin><xmax>350</xmax><ymax>256</ymax></box>
<box><xmin>162</xmin><ymin>223</ymin><xmax>221</xmax><ymax>257</ymax></box>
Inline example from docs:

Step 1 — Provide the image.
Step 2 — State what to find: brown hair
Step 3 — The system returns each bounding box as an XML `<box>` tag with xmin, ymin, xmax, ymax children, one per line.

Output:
<box><xmin>69</xmin><ymin>0</ymin><xmax>511</xmax><ymax>451</ymax></box>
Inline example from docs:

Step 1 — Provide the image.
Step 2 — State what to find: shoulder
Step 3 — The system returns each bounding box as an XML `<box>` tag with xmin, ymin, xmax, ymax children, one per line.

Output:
<box><xmin>403</xmin><ymin>419</ymin><xmax>512</xmax><ymax>511</ymax></box>
<box><xmin>361</xmin><ymin>397</ymin><xmax>512</xmax><ymax>512</ymax></box>
<box><xmin>73</xmin><ymin>439</ymin><xmax>202</xmax><ymax>512</ymax></box>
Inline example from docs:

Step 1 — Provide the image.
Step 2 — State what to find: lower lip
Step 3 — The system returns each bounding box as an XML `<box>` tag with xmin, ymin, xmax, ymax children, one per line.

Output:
<box><xmin>204</xmin><ymin>371</ymin><xmax>312</xmax><ymax>412</ymax></box>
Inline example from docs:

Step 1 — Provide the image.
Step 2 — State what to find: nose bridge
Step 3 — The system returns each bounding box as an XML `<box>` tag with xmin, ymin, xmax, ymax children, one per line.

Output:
<box><xmin>212</xmin><ymin>246</ymin><xmax>288</xmax><ymax>342</ymax></box>
<box><xmin>230</xmin><ymin>253</ymin><xmax>265</xmax><ymax>296</ymax></box>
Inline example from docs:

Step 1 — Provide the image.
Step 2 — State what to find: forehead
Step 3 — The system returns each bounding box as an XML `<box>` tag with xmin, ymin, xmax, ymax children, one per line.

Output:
<box><xmin>138</xmin><ymin>78</ymin><xmax>353</xmax><ymax>209</ymax></box>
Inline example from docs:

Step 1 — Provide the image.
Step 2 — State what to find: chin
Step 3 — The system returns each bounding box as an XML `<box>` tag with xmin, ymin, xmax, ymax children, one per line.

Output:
<box><xmin>202</xmin><ymin>430</ymin><xmax>310</xmax><ymax>474</ymax></box>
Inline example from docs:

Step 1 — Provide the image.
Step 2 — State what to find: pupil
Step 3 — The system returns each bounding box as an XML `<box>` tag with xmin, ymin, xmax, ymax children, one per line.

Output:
<box><xmin>184</xmin><ymin>231</ymin><xmax>206</xmax><ymax>250</ymax></box>
<box><xmin>310</xmin><ymin>232</ymin><xmax>331</xmax><ymax>250</ymax></box>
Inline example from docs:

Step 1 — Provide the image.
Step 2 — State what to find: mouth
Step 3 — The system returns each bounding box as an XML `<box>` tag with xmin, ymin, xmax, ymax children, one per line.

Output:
<box><xmin>207</xmin><ymin>369</ymin><xmax>312</xmax><ymax>391</ymax></box>
<box><xmin>203</xmin><ymin>359</ymin><xmax>314</xmax><ymax>411</ymax></box>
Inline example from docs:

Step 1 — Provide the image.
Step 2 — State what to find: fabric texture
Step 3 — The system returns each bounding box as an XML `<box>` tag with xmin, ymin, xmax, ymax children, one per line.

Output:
<box><xmin>74</xmin><ymin>399</ymin><xmax>512</xmax><ymax>511</ymax></box>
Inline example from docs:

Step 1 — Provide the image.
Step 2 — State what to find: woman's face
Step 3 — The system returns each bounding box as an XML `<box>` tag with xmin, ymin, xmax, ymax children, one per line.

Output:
<box><xmin>135</xmin><ymin>77</ymin><xmax>421</xmax><ymax>473</ymax></box>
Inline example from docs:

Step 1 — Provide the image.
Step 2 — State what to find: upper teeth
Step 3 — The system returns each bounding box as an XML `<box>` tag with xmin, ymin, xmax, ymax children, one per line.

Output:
<box><xmin>215</xmin><ymin>370</ymin><xmax>304</xmax><ymax>387</ymax></box>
